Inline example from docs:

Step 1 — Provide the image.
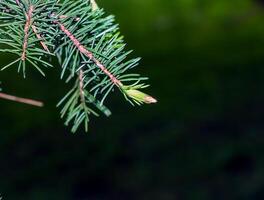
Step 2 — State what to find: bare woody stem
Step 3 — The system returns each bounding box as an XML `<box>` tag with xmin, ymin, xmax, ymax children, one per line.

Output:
<box><xmin>15</xmin><ymin>0</ymin><xmax>50</xmax><ymax>53</ymax></box>
<box><xmin>21</xmin><ymin>5</ymin><xmax>34</xmax><ymax>61</ymax></box>
<box><xmin>0</xmin><ymin>92</ymin><xmax>43</xmax><ymax>107</ymax></box>
<box><xmin>57</xmin><ymin>22</ymin><xmax>123</xmax><ymax>87</ymax></box>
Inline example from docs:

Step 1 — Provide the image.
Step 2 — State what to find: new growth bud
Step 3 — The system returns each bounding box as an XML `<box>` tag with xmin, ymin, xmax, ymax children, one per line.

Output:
<box><xmin>90</xmin><ymin>0</ymin><xmax>98</xmax><ymax>11</ymax></box>
<box><xmin>122</xmin><ymin>85</ymin><xmax>157</xmax><ymax>105</ymax></box>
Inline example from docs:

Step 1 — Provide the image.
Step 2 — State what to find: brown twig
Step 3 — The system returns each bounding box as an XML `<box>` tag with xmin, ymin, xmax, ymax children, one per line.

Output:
<box><xmin>0</xmin><ymin>92</ymin><xmax>44</xmax><ymax>107</ymax></box>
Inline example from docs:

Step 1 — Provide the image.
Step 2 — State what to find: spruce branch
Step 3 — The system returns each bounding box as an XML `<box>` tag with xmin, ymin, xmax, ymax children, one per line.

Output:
<box><xmin>0</xmin><ymin>0</ymin><xmax>157</xmax><ymax>133</ymax></box>
<box><xmin>56</xmin><ymin>21</ymin><xmax>122</xmax><ymax>86</ymax></box>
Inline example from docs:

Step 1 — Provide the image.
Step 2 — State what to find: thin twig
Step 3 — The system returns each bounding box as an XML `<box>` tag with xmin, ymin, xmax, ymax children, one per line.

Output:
<box><xmin>21</xmin><ymin>5</ymin><xmax>34</xmax><ymax>61</ymax></box>
<box><xmin>15</xmin><ymin>0</ymin><xmax>50</xmax><ymax>54</ymax></box>
<box><xmin>0</xmin><ymin>92</ymin><xmax>44</xmax><ymax>107</ymax></box>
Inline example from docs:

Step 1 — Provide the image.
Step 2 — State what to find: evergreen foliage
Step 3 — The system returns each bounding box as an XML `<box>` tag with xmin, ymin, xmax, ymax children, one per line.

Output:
<box><xmin>0</xmin><ymin>0</ymin><xmax>156</xmax><ymax>132</ymax></box>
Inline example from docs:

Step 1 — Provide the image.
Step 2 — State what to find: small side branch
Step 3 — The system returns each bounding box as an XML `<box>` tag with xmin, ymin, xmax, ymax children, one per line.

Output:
<box><xmin>0</xmin><ymin>92</ymin><xmax>43</xmax><ymax>107</ymax></box>
<box><xmin>21</xmin><ymin>5</ymin><xmax>34</xmax><ymax>61</ymax></box>
<box><xmin>15</xmin><ymin>1</ymin><xmax>49</xmax><ymax>53</ymax></box>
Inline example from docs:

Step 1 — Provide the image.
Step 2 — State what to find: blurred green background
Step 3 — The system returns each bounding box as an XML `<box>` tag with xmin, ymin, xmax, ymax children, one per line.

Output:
<box><xmin>1</xmin><ymin>0</ymin><xmax>264</xmax><ymax>199</ymax></box>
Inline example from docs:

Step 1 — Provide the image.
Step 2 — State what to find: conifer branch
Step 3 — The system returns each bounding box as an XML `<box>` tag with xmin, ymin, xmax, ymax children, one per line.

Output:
<box><xmin>0</xmin><ymin>0</ymin><xmax>157</xmax><ymax>132</ymax></box>
<box><xmin>56</xmin><ymin>21</ymin><xmax>122</xmax><ymax>86</ymax></box>
<box><xmin>16</xmin><ymin>0</ymin><xmax>50</xmax><ymax>53</ymax></box>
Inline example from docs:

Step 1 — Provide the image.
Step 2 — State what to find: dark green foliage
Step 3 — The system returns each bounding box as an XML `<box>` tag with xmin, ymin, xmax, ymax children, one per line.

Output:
<box><xmin>0</xmin><ymin>0</ymin><xmax>156</xmax><ymax>132</ymax></box>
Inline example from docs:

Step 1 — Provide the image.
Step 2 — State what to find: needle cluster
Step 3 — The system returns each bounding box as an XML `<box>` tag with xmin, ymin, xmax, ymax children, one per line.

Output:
<box><xmin>0</xmin><ymin>0</ymin><xmax>157</xmax><ymax>132</ymax></box>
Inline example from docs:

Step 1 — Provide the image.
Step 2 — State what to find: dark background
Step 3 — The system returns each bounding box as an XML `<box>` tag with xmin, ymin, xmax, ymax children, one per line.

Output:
<box><xmin>1</xmin><ymin>0</ymin><xmax>264</xmax><ymax>199</ymax></box>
